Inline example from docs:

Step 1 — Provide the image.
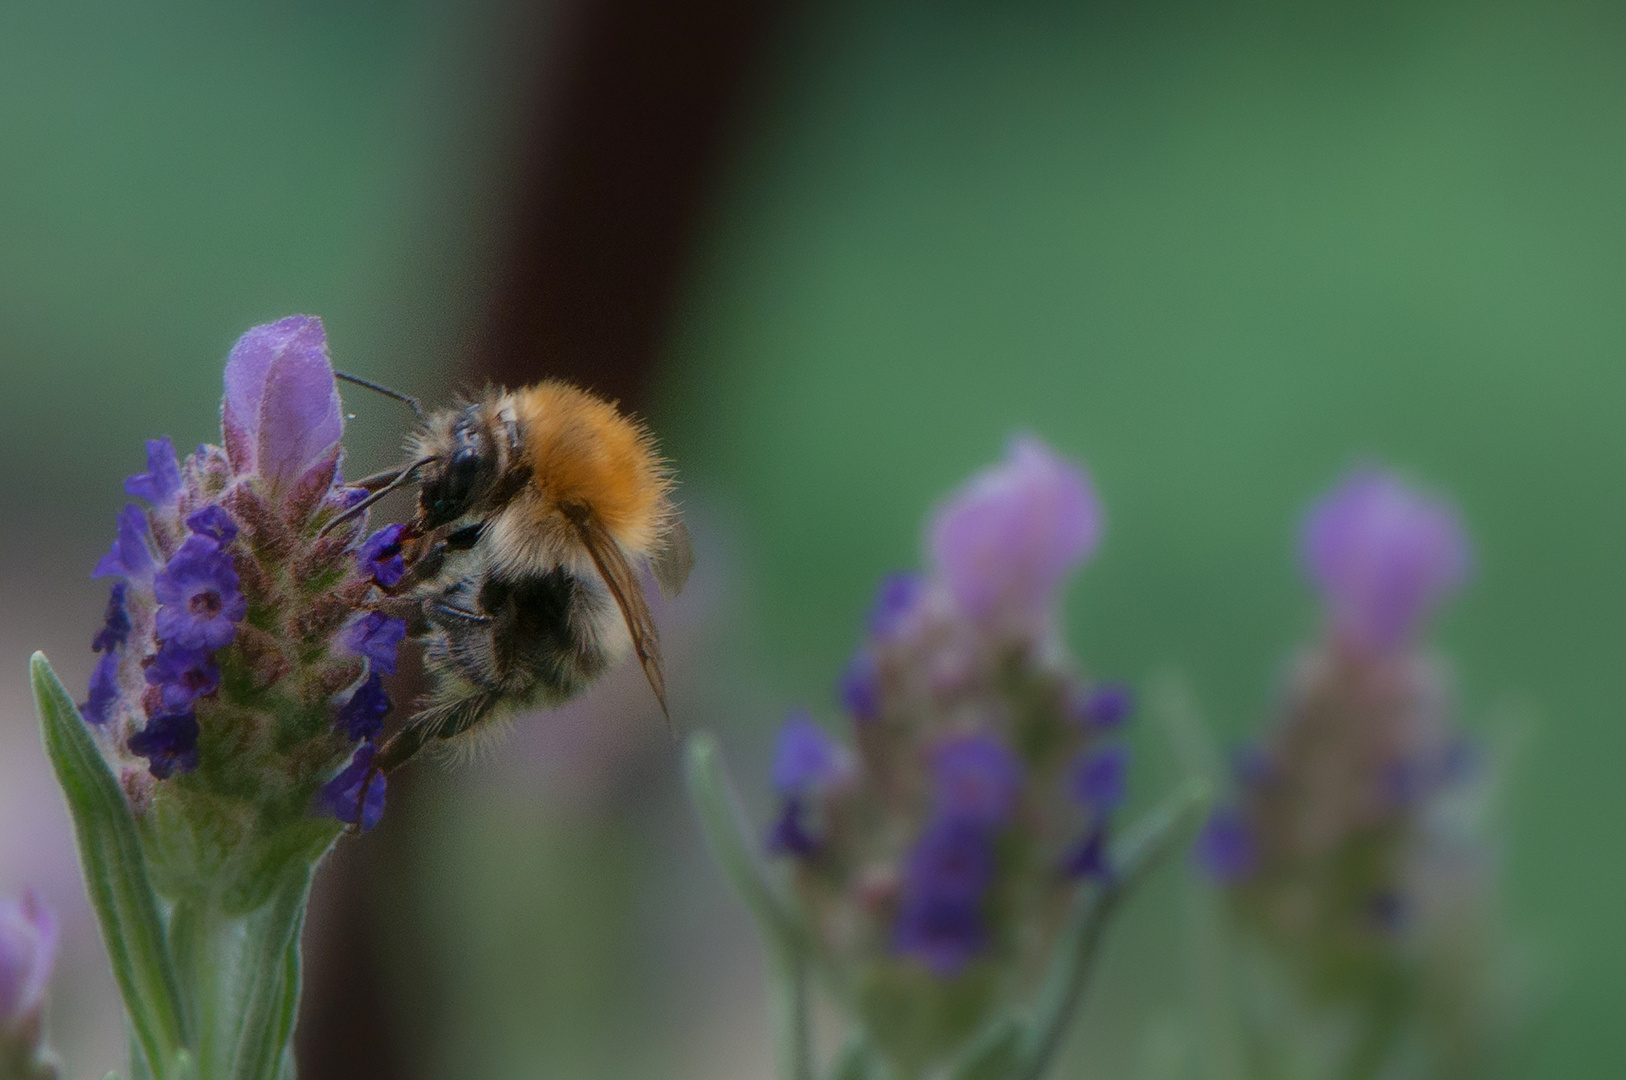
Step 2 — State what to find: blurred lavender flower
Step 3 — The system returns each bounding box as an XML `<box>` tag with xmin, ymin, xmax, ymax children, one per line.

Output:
<box><xmin>761</xmin><ymin>436</ymin><xmax>1133</xmax><ymax>1072</ymax></box>
<box><xmin>0</xmin><ymin>889</ymin><xmax>58</xmax><ymax>1080</ymax></box>
<box><xmin>1201</xmin><ymin>465</ymin><xmax>1511</xmax><ymax>1078</ymax></box>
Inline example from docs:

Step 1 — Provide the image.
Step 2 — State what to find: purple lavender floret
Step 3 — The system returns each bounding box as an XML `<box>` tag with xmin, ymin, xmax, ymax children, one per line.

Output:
<box><xmin>185</xmin><ymin>504</ymin><xmax>239</xmax><ymax>545</ymax></box>
<box><xmin>927</xmin><ymin>435</ymin><xmax>1101</xmax><ymax>625</ymax></box>
<box><xmin>153</xmin><ymin>535</ymin><xmax>246</xmax><ymax>650</ymax></box>
<box><xmin>895</xmin><ymin>816</ymin><xmax>998</xmax><ymax>974</ymax></box>
<box><xmin>335</xmin><ymin>674</ymin><xmax>390</xmax><ymax>742</ymax></box>
<box><xmin>1061</xmin><ymin>824</ymin><xmax>1109</xmax><ymax>879</ymax></box>
<box><xmin>93</xmin><ymin>505</ymin><xmax>157</xmax><ymax>581</ymax></box>
<box><xmin>341</xmin><ymin>611</ymin><xmax>407</xmax><ymax>674</ymax></box>
<box><xmin>772</xmin><ymin>711</ymin><xmax>844</xmax><ymax>794</ymax></box>
<box><xmin>357</xmin><ymin>524</ymin><xmax>406</xmax><ymax>588</ymax></box>
<box><xmin>931</xmin><ymin>734</ymin><xmax>1022</xmax><ymax>827</ymax></box>
<box><xmin>320</xmin><ymin>742</ymin><xmax>386</xmax><ymax>831</ymax></box>
<box><xmin>128</xmin><ymin>711</ymin><xmax>201</xmax><ymax>779</ymax></box>
<box><xmin>766</xmin><ymin>798</ymin><xmax>820</xmax><ymax>857</ymax></box>
<box><xmin>893</xmin><ymin>895</ymin><xmax>988</xmax><ymax>977</ymax></box>
<box><xmin>144</xmin><ymin>643</ymin><xmax>221</xmax><ymax>712</ymax></box>
<box><xmin>839</xmin><ymin>650</ymin><xmax>880</xmax><ymax>722</ymax></box>
<box><xmin>1300</xmin><ymin>467</ymin><xmax>1471</xmax><ymax>651</ymax></box>
<box><xmin>1070</xmin><ymin>744</ymin><xmax>1129</xmax><ymax>811</ymax></box>
<box><xmin>81</xmin><ymin>652</ymin><xmax>120</xmax><ymax>726</ymax></box>
<box><xmin>1074</xmin><ymin>683</ymin><xmax>1133</xmax><ymax>729</ymax></box>
<box><xmin>124</xmin><ymin>436</ymin><xmax>181</xmax><ymax>504</ymax></box>
<box><xmin>1196</xmin><ymin>806</ymin><xmax>1257</xmax><ymax>883</ymax></box>
<box><xmin>867</xmin><ymin>572</ymin><xmax>924</xmax><ymax>638</ymax></box>
<box><xmin>92</xmin><ymin>582</ymin><xmax>131</xmax><ymax>653</ymax></box>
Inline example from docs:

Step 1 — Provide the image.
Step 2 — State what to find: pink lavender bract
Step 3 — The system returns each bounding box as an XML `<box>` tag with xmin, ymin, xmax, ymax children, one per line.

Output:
<box><xmin>0</xmin><ymin>890</ymin><xmax>55</xmax><ymax>1032</ymax></box>
<box><xmin>928</xmin><ymin>435</ymin><xmax>1101</xmax><ymax>627</ymax></box>
<box><xmin>1300</xmin><ymin>467</ymin><xmax>1471</xmax><ymax>652</ymax></box>
<box><xmin>221</xmin><ymin>315</ymin><xmax>345</xmax><ymax>495</ymax></box>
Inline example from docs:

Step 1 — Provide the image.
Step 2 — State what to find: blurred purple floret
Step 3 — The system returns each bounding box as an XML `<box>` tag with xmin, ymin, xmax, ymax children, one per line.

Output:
<box><xmin>1196</xmin><ymin>805</ymin><xmax>1257</xmax><ymax>883</ymax></box>
<box><xmin>931</xmin><ymin>733</ymin><xmax>1023</xmax><ymax>827</ymax></box>
<box><xmin>1070</xmin><ymin>744</ymin><xmax>1129</xmax><ymax>812</ymax></box>
<box><xmin>772</xmin><ymin>711</ymin><xmax>844</xmax><ymax>795</ymax></box>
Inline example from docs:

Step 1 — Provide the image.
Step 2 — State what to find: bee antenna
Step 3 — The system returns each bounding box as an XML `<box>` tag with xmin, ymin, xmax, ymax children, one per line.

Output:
<box><xmin>335</xmin><ymin>371</ymin><xmax>425</xmax><ymax>420</ymax></box>
<box><xmin>318</xmin><ymin>458</ymin><xmax>433</xmax><ymax>539</ymax></box>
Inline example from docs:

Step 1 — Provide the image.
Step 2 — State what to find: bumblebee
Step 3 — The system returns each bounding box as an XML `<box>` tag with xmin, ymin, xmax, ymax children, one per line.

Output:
<box><xmin>329</xmin><ymin>376</ymin><xmax>692</xmax><ymax>775</ymax></box>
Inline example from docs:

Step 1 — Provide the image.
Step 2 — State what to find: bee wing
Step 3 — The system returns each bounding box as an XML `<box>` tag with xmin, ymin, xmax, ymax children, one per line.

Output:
<box><xmin>563</xmin><ymin>504</ymin><xmax>672</xmax><ymax>728</ymax></box>
<box><xmin>650</xmin><ymin>518</ymin><xmax>694</xmax><ymax>599</ymax></box>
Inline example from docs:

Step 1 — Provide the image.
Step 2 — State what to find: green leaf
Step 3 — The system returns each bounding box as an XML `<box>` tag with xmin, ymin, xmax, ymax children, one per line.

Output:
<box><xmin>31</xmin><ymin>653</ymin><xmax>187</xmax><ymax>1078</ymax></box>
<box><xmin>684</xmin><ymin>731</ymin><xmax>811</xmax><ymax>1080</ymax></box>
<box><xmin>1012</xmin><ymin>780</ymin><xmax>1211</xmax><ymax>1080</ymax></box>
<box><xmin>946</xmin><ymin>1015</ymin><xmax>1022</xmax><ymax>1080</ymax></box>
<box><xmin>823</xmin><ymin>1033</ymin><xmax>878</xmax><ymax>1080</ymax></box>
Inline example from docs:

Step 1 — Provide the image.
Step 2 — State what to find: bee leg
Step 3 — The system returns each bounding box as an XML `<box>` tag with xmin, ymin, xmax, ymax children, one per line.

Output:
<box><xmin>428</xmin><ymin>601</ymin><xmax>494</xmax><ymax>628</ymax></box>
<box><xmin>445</xmin><ymin>522</ymin><xmax>485</xmax><ymax>550</ymax></box>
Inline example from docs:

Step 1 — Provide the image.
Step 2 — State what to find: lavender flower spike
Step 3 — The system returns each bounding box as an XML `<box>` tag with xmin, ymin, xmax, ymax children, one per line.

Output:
<box><xmin>221</xmin><ymin>315</ymin><xmax>344</xmax><ymax>492</ymax></box>
<box><xmin>0</xmin><ymin>890</ymin><xmax>57</xmax><ymax>1032</ymax></box>
<box><xmin>1300</xmin><ymin>467</ymin><xmax>1471</xmax><ymax>651</ymax></box>
<box><xmin>928</xmin><ymin>435</ymin><xmax>1101</xmax><ymax>625</ymax></box>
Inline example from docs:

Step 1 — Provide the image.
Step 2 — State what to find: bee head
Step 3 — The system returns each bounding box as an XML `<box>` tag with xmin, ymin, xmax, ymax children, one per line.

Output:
<box><xmin>417</xmin><ymin>404</ymin><xmax>501</xmax><ymax>528</ymax></box>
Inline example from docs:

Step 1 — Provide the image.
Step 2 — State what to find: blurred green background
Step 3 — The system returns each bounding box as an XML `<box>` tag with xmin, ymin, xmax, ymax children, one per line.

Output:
<box><xmin>1</xmin><ymin>0</ymin><xmax>1621</xmax><ymax>1076</ymax></box>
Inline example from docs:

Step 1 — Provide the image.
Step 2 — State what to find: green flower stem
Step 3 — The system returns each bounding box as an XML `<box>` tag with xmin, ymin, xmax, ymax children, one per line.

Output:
<box><xmin>1011</xmin><ymin>780</ymin><xmax>1210</xmax><ymax>1080</ymax></box>
<box><xmin>684</xmin><ymin>732</ymin><xmax>812</xmax><ymax>1080</ymax></box>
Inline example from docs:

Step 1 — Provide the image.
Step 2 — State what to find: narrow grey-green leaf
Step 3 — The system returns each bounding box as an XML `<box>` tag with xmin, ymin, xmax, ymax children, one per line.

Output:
<box><xmin>230</xmin><ymin>869</ymin><xmax>313</xmax><ymax>1080</ymax></box>
<box><xmin>824</xmin><ymin>1033</ymin><xmax>879</xmax><ymax>1080</ymax></box>
<box><xmin>31</xmin><ymin>653</ymin><xmax>187</xmax><ymax>1078</ymax></box>
<box><xmin>1014</xmin><ymin>780</ymin><xmax>1210</xmax><ymax>1080</ymax></box>
<box><xmin>684</xmin><ymin>732</ymin><xmax>811</xmax><ymax>1080</ymax></box>
<box><xmin>947</xmin><ymin>1015</ymin><xmax>1023</xmax><ymax>1080</ymax></box>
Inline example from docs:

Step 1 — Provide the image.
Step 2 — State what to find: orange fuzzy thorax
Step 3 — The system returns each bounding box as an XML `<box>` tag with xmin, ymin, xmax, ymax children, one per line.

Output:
<box><xmin>509</xmin><ymin>381</ymin><xmax>670</xmax><ymax>554</ymax></box>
